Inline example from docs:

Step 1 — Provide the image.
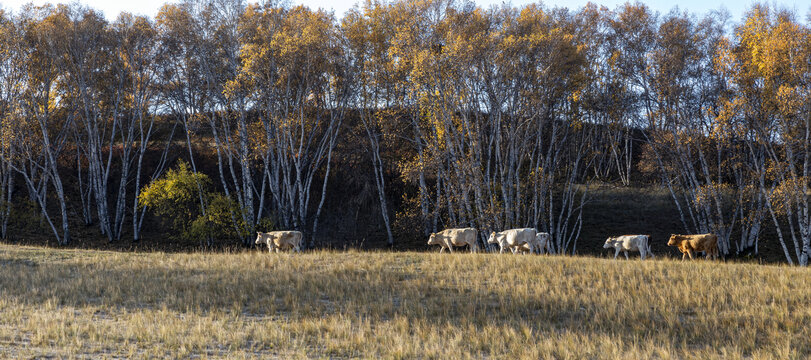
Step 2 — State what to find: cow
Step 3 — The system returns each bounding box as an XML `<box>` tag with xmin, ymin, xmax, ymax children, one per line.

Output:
<box><xmin>603</xmin><ymin>235</ymin><xmax>654</xmax><ymax>260</ymax></box>
<box><xmin>535</xmin><ymin>232</ymin><xmax>551</xmax><ymax>254</ymax></box>
<box><xmin>667</xmin><ymin>233</ymin><xmax>719</xmax><ymax>260</ymax></box>
<box><xmin>488</xmin><ymin>228</ymin><xmax>536</xmax><ymax>254</ymax></box>
<box><xmin>516</xmin><ymin>232</ymin><xmax>551</xmax><ymax>254</ymax></box>
<box><xmin>427</xmin><ymin>228</ymin><xmax>479</xmax><ymax>253</ymax></box>
<box><xmin>255</xmin><ymin>231</ymin><xmax>303</xmax><ymax>253</ymax></box>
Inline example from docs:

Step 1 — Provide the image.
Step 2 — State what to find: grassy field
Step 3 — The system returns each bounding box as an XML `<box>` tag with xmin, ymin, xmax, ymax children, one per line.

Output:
<box><xmin>0</xmin><ymin>245</ymin><xmax>809</xmax><ymax>359</ymax></box>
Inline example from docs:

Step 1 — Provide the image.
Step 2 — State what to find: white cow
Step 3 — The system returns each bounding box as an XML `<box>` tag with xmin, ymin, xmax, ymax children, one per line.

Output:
<box><xmin>488</xmin><ymin>228</ymin><xmax>536</xmax><ymax>254</ymax></box>
<box><xmin>534</xmin><ymin>232</ymin><xmax>551</xmax><ymax>254</ymax></box>
<box><xmin>516</xmin><ymin>232</ymin><xmax>551</xmax><ymax>254</ymax></box>
<box><xmin>255</xmin><ymin>231</ymin><xmax>303</xmax><ymax>253</ymax></box>
<box><xmin>427</xmin><ymin>228</ymin><xmax>479</xmax><ymax>253</ymax></box>
<box><xmin>603</xmin><ymin>235</ymin><xmax>654</xmax><ymax>260</ymax></box>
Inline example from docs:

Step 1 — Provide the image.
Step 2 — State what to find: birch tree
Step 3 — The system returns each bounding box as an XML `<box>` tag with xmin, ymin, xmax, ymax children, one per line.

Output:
<box><xmin>114</xmin><ymin>13</ymin><xmax>170</xmax><ymax>242</ymax></box>
<box><xmin>718</xmin><ymin>6</ymin><xmax>811</xmax><ymax>264</ymax></box>
<box><xmin>379</xmin><ymin>3</ymin><xmax>594</xmax><ymax>253</ymax></box>
<box><xmin>342</xmin><ymin>3</ymin><xmax>398</xmax><ymax>245</ymax></box>
<box><xmin>0</xmin><ymin>10</ymin><xmax>23</xmax><ymax>240</ymax></box>
<box><xmin>10</xmin><ymin>5</ymin><xmax>75</xmax><ymax>244</ymax></box>
<box><xmin>57</xmin><ymin>6</ymin><xmax>123</xmax><ymax>241</ymax></box>
<box><xmin>198</xmin><ymin>0</ymin><xmax>259</xmax><ymax>245</ymax></box>
<box><xmin>238</xmin><ymin>4</ymin><xmax>349</xmax><ymax>244</ymax></box>
<box><xmin>155</xmin><ymin>3</ymin><xmax>212</xmax><ymax>234</ymax></box>
<box><xmin>641</xmin><ymin>11</ymin><xmax>746</xmax><ymax>256</ymax></box>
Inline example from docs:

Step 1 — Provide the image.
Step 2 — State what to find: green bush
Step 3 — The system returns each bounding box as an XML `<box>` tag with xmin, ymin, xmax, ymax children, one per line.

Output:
<box><xmin>190</xmin><ymin>193</ymin><xmax>244</xmax><ymax>243</ymax></box>
<box><xmin>138</xmin><ymin>161</ymin><xmax>212</xmax><ymax>242</ymax></box>
<box><xmin>139</xmin><ymin>161</ymin><xmax>278</xmax><ymax>245</ymax></box>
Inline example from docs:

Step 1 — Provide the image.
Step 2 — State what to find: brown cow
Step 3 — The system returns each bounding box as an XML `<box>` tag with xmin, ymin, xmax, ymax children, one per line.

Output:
<box><xmin>667</xmin><ymin>233</ymin><xmax>719</xmax><ymax>260</ymax></box>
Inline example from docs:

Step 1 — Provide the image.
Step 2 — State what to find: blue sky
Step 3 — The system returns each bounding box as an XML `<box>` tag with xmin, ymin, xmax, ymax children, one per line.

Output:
<box><xmin>1</xmin><ymin>0</ymin><xmax>809</xmax><ymax>22</ymax></box>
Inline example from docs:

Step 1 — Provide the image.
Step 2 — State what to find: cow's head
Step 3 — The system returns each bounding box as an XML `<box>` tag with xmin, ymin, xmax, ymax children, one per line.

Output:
<box><xmin>667</xmin><ymin>234</ymin><xmax>681</xmax><ymax>246</ymax></box>
<box><xmin>603</xmin><ymin>237</ymin><xmax>617</xmax><ymax>249</ymax></box>
<box><xmin>487</xmin><ymin>232</ymin><xmax>498</xmax><ymax>244</ymax></box>
<box><xmin>255</xmin><ymin>232</ymin><xmax>265</xmax><ymax>245</ymax></box>
<box><xmin>427</xmin><ymin>233</ymin><xmax>439</xmax><ymax>245</ymax></box>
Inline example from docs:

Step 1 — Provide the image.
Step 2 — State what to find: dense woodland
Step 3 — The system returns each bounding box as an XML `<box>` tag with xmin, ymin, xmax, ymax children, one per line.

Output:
<box><xmin>0</xmin><ymin>0</ymin><xmax>809</xmax><ymax>264</ymax></box>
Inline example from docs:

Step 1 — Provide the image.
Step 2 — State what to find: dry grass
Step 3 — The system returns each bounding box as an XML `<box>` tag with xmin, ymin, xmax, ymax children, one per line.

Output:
<box><xmin>0</xmin><ymin>245</ymin><xmax>808</xmax><ymax>359</ymax></box>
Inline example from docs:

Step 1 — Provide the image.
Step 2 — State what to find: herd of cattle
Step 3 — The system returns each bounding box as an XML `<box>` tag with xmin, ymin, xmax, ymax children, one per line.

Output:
<box><xmin>254</xmin><ymin>228</ymin><xmax>721</xmax><ymax>260</ymax></box>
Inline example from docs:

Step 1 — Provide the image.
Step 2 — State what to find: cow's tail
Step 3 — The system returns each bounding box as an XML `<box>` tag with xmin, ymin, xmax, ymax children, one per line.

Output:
<box><xmin>645</xmin><ymin>235</ymin><xmax>655</xmax><ymax>259</ymax></box>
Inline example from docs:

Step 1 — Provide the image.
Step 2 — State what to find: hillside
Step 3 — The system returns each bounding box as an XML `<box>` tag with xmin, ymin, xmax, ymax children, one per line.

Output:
<box><xmin>4</xmin><ymin>185</ymin><xmax>788</xmax><ymax>264</ymax></box>
<box><xmin>0</xmin><ymin>244</ymin><xmax>808</xmax><ymax>358</ymax></box>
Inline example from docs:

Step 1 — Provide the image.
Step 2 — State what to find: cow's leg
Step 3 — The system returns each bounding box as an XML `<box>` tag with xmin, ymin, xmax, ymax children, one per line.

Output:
<box><xmin>439</xmin><ymin>247</ymin><xmax>445</xmax><ymax>254</ymax></box>
<box><xmin>640</xmin><ymin>248</ymin><xmax>646</xmax><ymax>260</ymax></box>
<box><xmin>624</xmin><ymin>251</ymin><xmax>629</xmax><ymax>260</ymax></box>
<box><xmin>613</xmin><ymin>248</ymin><xmax>620</xmax><ymax>259</ymax></box>
<box><xmin>687</xmin><ymin>249</ymin><xmax>694</xmax><ymax>260</ymax></box>
<box><xmin>275</xmin><ymin>248</ymin><xmax>281</xmax><ymax>254</ymax></box>
<box><xmin>681</xmin><ymin>252</ymin><xmax>687</xmax><ymax>260</ymax></box>
<box><xmin>442</xmin><ymin>240</ymin><xmax>455</xmax><ymax>254</ymax></box>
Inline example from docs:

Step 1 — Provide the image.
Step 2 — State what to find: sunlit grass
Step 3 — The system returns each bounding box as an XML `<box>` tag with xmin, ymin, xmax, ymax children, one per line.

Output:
<box><xmin>0</xmin><ymin>244</ymin><xmax>808</xmax><ymax>358</ymax></box>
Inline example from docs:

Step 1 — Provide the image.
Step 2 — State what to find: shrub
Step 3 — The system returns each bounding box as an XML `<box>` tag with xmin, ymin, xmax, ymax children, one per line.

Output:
<box><xmin>139</xmin><ymin>161</ymin><xmax>274</xmax><ymax>246</ymax></box>
<box><xmin>138</xmin><ymin>161</ymin><xmax>211</xmax><ymax>242</ymax></box>
<box><xmin>189</xmin><ymin>193</ymin><xmax>245</xmax><ymax>244</ymax></box>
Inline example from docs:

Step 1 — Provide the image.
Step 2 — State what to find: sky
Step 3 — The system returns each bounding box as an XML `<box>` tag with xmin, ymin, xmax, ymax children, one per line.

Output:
<box><xmin>1</xmin><ymin>0</ymin><xmax>809</xmax><ymax>22</ymax></box>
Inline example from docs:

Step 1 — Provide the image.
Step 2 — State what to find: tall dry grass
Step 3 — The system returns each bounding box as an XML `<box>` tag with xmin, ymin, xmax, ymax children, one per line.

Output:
<box><xmin>0</xmin><ymin>244</ymin><xmax>808</xmax><ymax>358</ymax></box>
